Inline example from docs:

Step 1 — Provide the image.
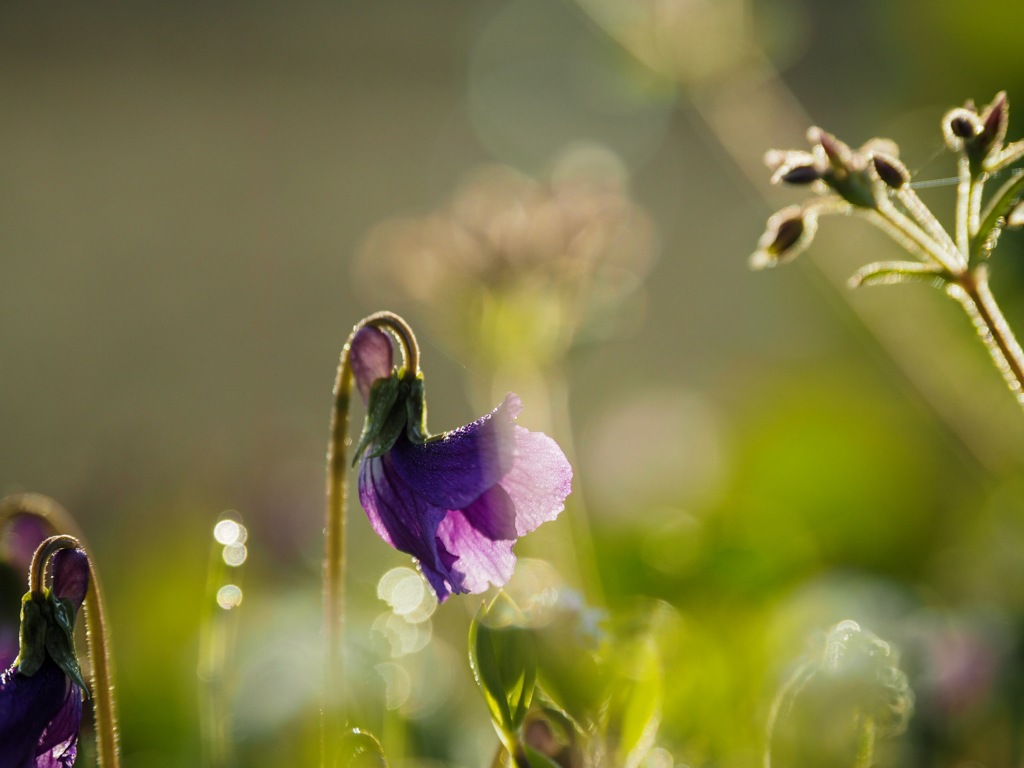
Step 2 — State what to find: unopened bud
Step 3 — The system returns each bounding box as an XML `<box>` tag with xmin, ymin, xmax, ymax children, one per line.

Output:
<box><xmin>871</xmin><ymin>153</ymin><xmax>910</xmax><ymax>189</ymax></box>
<box><xmin>766</xmin><ymin>150</ymin><xmax>822</xmax><ymax>186</ymax></box>
<box><xmin>809</xmin><ymin>127</ymin><xmax>852</xmax><ymax>172</ymax></box>
<box><xmin>943</xmin><ymin>108</ymin><xmax>982</xmax><ymax>149</ymax></box>
<box><xmin>778</xmin><ymin>165</ymin><xmax>821</xmax><ymax>185</ymax></box>
<box><xmin>977</xmin><ymin>91</ymin><xmax>1009</xmax><ymax>159</ymax></box>
<box><xmin>750</xmin><ymin>206</ymin><xmax>818</xmax><ymax>269</ymax></box>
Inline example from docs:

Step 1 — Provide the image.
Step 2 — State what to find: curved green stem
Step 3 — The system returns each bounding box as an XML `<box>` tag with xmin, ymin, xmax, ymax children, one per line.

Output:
<box><xmin>0</xmin><ymin>493</ymin><xmax>120</xmax><ymax>768</ymax></box>
<box><xmin>322</xmin><ymin>311</ymin><xmax>418</xmax><ymax>767</ymax></box>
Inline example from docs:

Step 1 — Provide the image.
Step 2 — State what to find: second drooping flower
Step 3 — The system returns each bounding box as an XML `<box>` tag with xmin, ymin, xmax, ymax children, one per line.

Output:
<box><xmin>349</xmin><ymin>324</ymin><xmax>573</xmax><ymax>602</ymax></box>
<box><xmin>0</xmin><ymin>541</ymin><xmax>90</xmax><ymax>768</ymax></box>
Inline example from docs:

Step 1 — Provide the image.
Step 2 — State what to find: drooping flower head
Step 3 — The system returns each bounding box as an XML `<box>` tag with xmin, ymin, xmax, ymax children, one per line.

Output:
<box><xmin>0</xmin><ymin>539</ymin><xmax>90</xmax><ymax>768</ymax></box>
<box><xmin>350</xmin><ymin>324</ymin><xmax>572</xmax><ymax>602</ymax></box>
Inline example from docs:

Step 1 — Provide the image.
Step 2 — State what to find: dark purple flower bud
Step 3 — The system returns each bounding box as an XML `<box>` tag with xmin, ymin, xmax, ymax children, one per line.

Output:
<box><xmin>750</xmin><ymin>206</ymin><xmax>818</xmax><ymax>270</ymax></box>
<box><xmin>350</xmin><ymin>326</ymin><xmax>572</xmax><ymax>602</ymax></box>
<box><xmin>808</xmin><ymin>127</ymin><xmax>852</xmax><ymax>173</ymax></box>
<box><xmin>950</xmin><ymin>115</ymin><xmax>977</xmax><ymax>139</ymax></box>
<box><xmin>765</xmin><ymin>150</ymin><xmax>822</xmax><ymax>186</ymax></box>
<box><xmin>805</xmin><ymin>128</ymin><xmax>880</xmax><ymax>208</ymax></box>
<box><xmin>943</xmin><ymin>108</ymin><xmax>982</xmax><ymax>150</ymax></box>
<box><xmin>977</xmin><ymin>91</ymin><xmax>1009</xmax><ymax>159</ymax></box>
<box><xmin>350</xmin><ymin>325</ymin><xmax>395</xmax><ymax>403</ymax></box>
<box><xmin>871</xmin><ymin>153</ymin><xmax>910</xmax><ymax>189</ymax></box>
<box><xmin>779</xmin><ymin>165</ymin><xmax>821</xmax><ymax>185</ymax></box>
<box><xmin>51</xmin><ymin>550</ymin><xmax>89</xmax><ymax>614</ymax></box>
<box><xmin>0</xmin><ymin>547</ymin><xmax>89</xmax><ymax>767</ymax></box>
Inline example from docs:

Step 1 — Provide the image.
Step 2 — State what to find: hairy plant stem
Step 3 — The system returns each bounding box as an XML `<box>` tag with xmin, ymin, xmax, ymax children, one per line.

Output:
<box><xmin>323</xmin><ymin>311</ymin><xmax>418</xmax><ymax>767</ymax></box>
<box><xmin>0</xmin><ymin>493</ymin><xmax>120</xmax><ymax>768</ymax></box>
<box><xmin>28</xmin><ymin>535</ymin><xmax>82</xmax><ymax>595</ymax></box>
<box><xmin>852</xmin><ymin>716</ymin><xmax>876</xmax><ymax>768</ymax></box>
<box><xmin>950</xmin><ymin>266</ymin><xmax>1024</xmax><ymax>406</ymax></box>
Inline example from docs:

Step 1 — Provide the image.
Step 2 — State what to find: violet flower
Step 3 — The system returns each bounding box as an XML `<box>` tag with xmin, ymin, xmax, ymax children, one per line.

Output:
<box><xmin>350</xmin><ymin>325</ymin><xmax>572</xmax><ymax>602</ymax></box>
<box><xmin>0</xmin><ymin>547</ymin><xmax>90</xmax><ymax>768</ymax></box>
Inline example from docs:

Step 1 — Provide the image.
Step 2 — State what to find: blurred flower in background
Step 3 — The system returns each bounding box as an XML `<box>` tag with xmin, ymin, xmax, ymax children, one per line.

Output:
<box><xmin>357</xmin><ymin>145</ymin><xmax>656</xmax><ymax>382</ymax></box>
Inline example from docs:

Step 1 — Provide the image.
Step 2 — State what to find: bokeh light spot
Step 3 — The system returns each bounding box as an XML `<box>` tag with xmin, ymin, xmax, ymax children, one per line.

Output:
<box><xmin>216</xmin><ymin>584</ymin><xmax>243</xmax><ymax>610</ymax></box>
<box><xmin>375</xmin><ymin>662</ymin><xmax>412</xmax><ymax>710</ymax></box>
<box><xmin>223</xmin><ymin>543</ymin><xmax>248</xmax><ymax>567</ymax></box>
<box><xmin>214</xmin><ymin>517</ymin><xmax>247</xmax><ymax>546</ymax></box>
<box><xmin>377</xmin><ymin>567</ymin><xmax>437</xmax><ymax>622</ymax></box>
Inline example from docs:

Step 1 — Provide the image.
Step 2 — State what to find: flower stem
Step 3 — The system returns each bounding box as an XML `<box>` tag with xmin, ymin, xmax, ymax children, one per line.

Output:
<box><xmin>0</xmin><ymin>493</ymin><xmax>120</xmax><ymax>768</ymax></box>
<box><xmin>29</xmin><ymin>534</ymin><xmax>82</xmax><ymax>594</ymax></box>
<box><xmin>852</xmin><ymin>715</ymin><xmax>876</xmax><ymax>768</ymax></box>
<box><xmin>322</xmin><ymin>311</ymin><xmax>419</xmax><ymax>766</ymax></box>
<box><xmin>948</xmin><ymin>266</ymin><xmax>1024</xmax><ymax>406</ymax></box>
<box><xmin>956</xmin><ymin>154</ymin><xmax>972</xmax><ymax>257</ymax></box>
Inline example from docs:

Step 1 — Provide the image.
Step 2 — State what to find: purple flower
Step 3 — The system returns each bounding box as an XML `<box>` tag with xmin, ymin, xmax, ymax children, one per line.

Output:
<box><xmin>350</xmin><ymin>325</ymin><xmax>572</xmax><ymax>602</ymax></box>
<box><xmin>0</xmin><ymin>548</ymin><xmax>89</xmax><ymax>767</ymax></box>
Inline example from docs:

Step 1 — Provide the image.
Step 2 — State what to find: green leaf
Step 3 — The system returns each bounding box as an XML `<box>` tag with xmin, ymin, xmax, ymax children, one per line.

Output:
<box><xmin>469</xmin><ymin>593</ymin><xmax>538</xmax><ymax>736</ymax></box>
<box><xmin>605</xmin><ymin>637</ymin><xmax>661</xmax><ymax>768</ymax></box>
<box><xmin>521</xmin><ymin>745</ymin><xmax>563</xmax><ymax>768</ymax></box>
<box><xmin>531</xmin><ymin>604</ymin><xmax>607</xmax><ymax>728</ymax></box>
<box><xmin>847</xmin><ymin>261</ymin><xmax>946</xmax><ymax>288</ymax></box>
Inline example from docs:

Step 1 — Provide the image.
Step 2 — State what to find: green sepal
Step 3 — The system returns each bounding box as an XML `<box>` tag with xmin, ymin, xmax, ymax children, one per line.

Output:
<box><xmin>352</xmin><ymin>370</ymin><xmax>431</xmax><ymax>465</ymax></box>
<box><xmin>825</xmin><ymin>168</ymin><xmax>879</xmax><ymax>210</ymax></box>
<box><xmin>403</xmin><ymin>375</ymin><xmax>429</xmax><ymax>445</ymax></box>
<box><xmin>16</xmin><ymin>593</ymin><xmax>47</xmax><ymax>676</ymax></box>
<box><xmin>469</xmin><ymin>592</ymin><xmax>537</xmax><ymax>737</ymax></box>
<box><xmin>16</xmin><ymin>590</ymin><xmax>89</xmax><ymax>695</ymax></box>
<box><xmin>46</xmin><ymin>593</ymin><xmax>89</xmax><ymax>694</ymax></box>
<box><xmin>352</xmin><ymin>373</ymin><xmax>403</xmax><ymax>465</ymax></box>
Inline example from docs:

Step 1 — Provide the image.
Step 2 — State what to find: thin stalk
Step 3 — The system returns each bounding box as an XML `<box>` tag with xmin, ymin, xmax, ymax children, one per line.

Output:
<box><xmin>852</xmin><ymin>716</ymin><xmax>876</xmax><ymax>768</ymax></box>
<box><xmin>865</xmin><ymin>205</ymin><xmax>962</xmax><ymax>276</ymax></box>
<box><xmin>199</xmin><ymin>517</ymin><xmax>245</xmax><ymax>768</ymax></box>
<box><xmin>0</xmin><ymin>493</ymin><xmax>120</xmax><ymax>768</ymax></box>
<box><xmin>972</xmin><ymin>169</ymin><xmax>1024</xmax><ymax>261</ymax></box>
<box><xmin>894</xmin><ymin>186</ymin><xmax>962</xmax><ymax>267</ymax></box>
<box><xmin>949</xmin><ymin>266</ymin><xmax>1024</xmax><ymax>406</ymax></box>
<box><xmin>968</xmin><ymin>175</ymin><xmax>986</xmax><ymax>239</ymax></box>
<box><xmin>28</xmin><ymin>535</ymin><xmax>82</xmax><ymax>594</ymax></box>
<box><xmin>956</xmin><ymin>154</ymin><xmax>972</xmax><ymax>257</ymax></box>
<box><xmin>322</xmin><ymin>311</ymin><xmax>418</xmax><ymax>767</ymax></box>
<box><xmin>323</xmin><ymin>332</ymin><xmax>354</xmax><ymax>759</ymax></box>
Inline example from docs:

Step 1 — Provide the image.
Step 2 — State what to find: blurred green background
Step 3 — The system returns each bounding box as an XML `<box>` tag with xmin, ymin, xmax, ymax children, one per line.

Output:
<box><xmin>4</xmin><ymin>1</ymin><xmax>1024</xmax><ymax>766</ymax></box>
